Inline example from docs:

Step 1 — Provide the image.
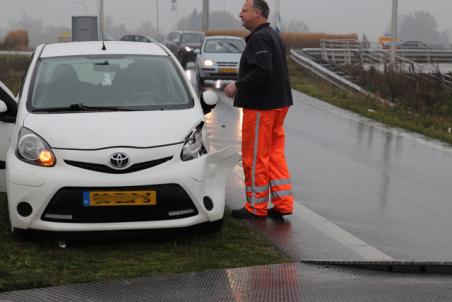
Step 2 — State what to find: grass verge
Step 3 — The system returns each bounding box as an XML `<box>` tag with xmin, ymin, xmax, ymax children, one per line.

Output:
<box><xmin>0</xmin><ymin>55</ymin><xmax>31</xmax><ymax>94</ymax></box>
<box><xmin>288</xmin><ymin>59</ymin><xmax>452</xmax><ymax>145</ymax></box>
<box><xmin>0</xmin><ymin>193</ymin><xmax>290</xmax><ymax>292</ymax></box>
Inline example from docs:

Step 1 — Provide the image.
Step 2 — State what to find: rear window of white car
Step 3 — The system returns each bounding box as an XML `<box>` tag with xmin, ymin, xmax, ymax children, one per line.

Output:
<box><xmin>203</xmin><ymin>39</ymin><xmax>245</xmax><ymax>54</ymax></box>
<box><xmin>29</xmin><ymin>55</ymin><xmax>193</xmax><ymax>111</ymax></box>
<box><xmin>181</xmin><ymin>33</ymin><xmax>204</xmax><ymax>43</ymax></box>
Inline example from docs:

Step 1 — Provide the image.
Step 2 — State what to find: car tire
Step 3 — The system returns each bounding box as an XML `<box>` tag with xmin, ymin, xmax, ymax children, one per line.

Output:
<box><xmin>197</xmin><ymin>72</ymin><xmax>205</xmax><ymax>87</ymax></box>
<box><xmin>11</xmin><ymin>227</ymin><xmax>26</xmax><ymax>240</ymax></box>
<box><xmin>202</xmin><ymin>218</ymin><xmax>224</xmax><ymax>233</ymax></box>
<box><xmin>181</xmin><ymin>57</ymin><xmax>188</xmax><ymax>69</ymax></box>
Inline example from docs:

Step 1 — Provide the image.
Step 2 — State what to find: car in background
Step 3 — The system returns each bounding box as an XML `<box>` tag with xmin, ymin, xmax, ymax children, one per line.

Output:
<box><xmin>0</xmin><ymin>41</ymin><xmax>238</xmax><ymax>233</ymax></box>
<box><xmin>400</xmin><ymin>40</ymin><xmax>428</xmax><ymax>49</ymax></box>
<box><xmin>120</xmin><ymin>35</ymin><xmax>157</xmax><ymax>43</ymax></box>
<box><xmin>195</xmin><ymin>36</ymin><xmax>246</xmax><ymax>86</ymax></box>
<box><xmin>429</xmin><ymin>43</ymin><xmax>452</xmax><ymax>50</ymax></box>
<box><xmin>382</xmin><ymin>41</ymin><xmax>401</xmax><ymax>49</ymax></box>
<box><xmin>164</xmin><ymin>31</ymin><xmax>205</xmax><ymax>68</ymax></box>
<box><xmin>383</xmin><ymin>40</ymin><xmax>428</xmax><ymax>50</ymax></box>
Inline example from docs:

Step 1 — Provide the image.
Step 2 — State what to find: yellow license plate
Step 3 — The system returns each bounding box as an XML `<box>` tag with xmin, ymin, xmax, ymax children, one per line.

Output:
<box><xmin>219</xmin><ymin>68</ymin><xmax>237</xmax><ymax>73</ymax></box>
<box><xmin>83</xmin><ymin>191</ymin><xmax>157</xmax><ymax>207</ymax></box>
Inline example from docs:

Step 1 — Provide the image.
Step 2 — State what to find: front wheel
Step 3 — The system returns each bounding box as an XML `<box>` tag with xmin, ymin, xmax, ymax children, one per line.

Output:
<box><xmin>197</xmin><ymin>72</ymin><xmax>205</xmax><ymax>87</ymax></box>
<box><xmin>201</xmin><ymin>218</ymin><xmax>224</xmax><ymax>233</ymax></box>
<box><xmin>181</xmin><ymin>57</ymin><xmax>188</xmax><ymax>69</ymax></box>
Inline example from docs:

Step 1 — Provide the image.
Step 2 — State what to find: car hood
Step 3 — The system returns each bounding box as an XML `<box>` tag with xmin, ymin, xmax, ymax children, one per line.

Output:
<box><xmin>23</xmin><ymin>110</ymin><xmax>200</xmax><ymax>149</ymax></box>
<box><xmin>202</xmin><ymin>53</ymin><xmax>242</xmax><ymax>63</ymax></box>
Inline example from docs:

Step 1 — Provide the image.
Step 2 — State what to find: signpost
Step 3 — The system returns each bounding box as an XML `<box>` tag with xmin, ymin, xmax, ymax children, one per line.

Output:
<box><xmin>202</xmin><ymin>0</ymin><xmax>209</xmax><ymax>32</ymax></box>
<box><xmin>390</xmin><ymin>0</ymin><xmax>398</xmax><ymax>68</ymax></box>
<box><xmin>156</xmin><ymin>0</ymin><xmax>160</xmax><ymax>37</ymax></box>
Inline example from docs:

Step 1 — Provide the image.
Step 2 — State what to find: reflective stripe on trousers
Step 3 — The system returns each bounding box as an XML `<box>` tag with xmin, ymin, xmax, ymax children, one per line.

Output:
<box><xmin>242</xmin><ymin>107</ymin><xmax>294</xmax><ymax>216</ymax></box>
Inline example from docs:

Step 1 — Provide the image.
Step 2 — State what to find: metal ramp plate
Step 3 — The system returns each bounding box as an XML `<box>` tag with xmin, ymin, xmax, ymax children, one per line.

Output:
<box><xmin>1</xmin><ymin>262</ymin><xmax>452</xmax><ymax>302</ymax></box>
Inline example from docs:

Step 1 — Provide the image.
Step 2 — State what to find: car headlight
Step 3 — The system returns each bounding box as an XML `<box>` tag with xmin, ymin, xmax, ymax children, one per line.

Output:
<box><xmin>185</xmin><ymin>46</ymin><xmax>193</xmax><ymax>52</ymax></box>
<box><xmin>16</xmin><ymin>127</ymin><xmax>56</xmax><ymax>167</ymax></box>
<box><xmin>181</xmin><ymin>123</ymin><xmax>207</xmax><ymax>161</ymax></box>
<box><xmin>203</xmin><ymin>59</ymin><xmax>214</xmax><ymax>67</ymax></box>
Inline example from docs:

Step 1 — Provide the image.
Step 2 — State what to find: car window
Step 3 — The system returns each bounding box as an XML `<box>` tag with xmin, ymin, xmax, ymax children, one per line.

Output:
<box><xmin>204</xmin><ymin>39</ymin><xmax>245</xmax><ymax>53</ymax></box>
<box><xmin>29</xmin><ymin>55</ymin><xmax>192</xmax><ymax>111</ymax></box>
<box><xmin>181</xmin><ymin>33</ymin><xmax>204</xmax><ymax>43</ymax></box>
<box><xmin>136</xmin><ymin>36</ymin><xmax>149</xmax><ymax>42</ymax></box>
<box><xmin>120</xmin><ymin>36</ymin><xmax>134</xmax><ymax>41</ymax></box>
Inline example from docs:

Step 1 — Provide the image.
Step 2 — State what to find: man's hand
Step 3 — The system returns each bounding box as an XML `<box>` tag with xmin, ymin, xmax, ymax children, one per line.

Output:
<box><xmin>224</xmin><ymin>82</ymin><xmax>237</xmax><ymax>98</ymax></box>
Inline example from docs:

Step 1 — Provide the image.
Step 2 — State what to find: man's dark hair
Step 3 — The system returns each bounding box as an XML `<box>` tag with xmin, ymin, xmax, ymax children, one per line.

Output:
<box><xmin>252</xmin><ymin>0</ymin><xmax>270</xmax><ymax>19</ymax></box>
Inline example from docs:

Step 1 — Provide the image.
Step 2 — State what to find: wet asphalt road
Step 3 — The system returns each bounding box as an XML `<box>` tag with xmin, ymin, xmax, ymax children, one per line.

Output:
<box><xmin>192</xmin><ymin>68</ymin><xmax>452</xmax><ymax>262</ymax></box>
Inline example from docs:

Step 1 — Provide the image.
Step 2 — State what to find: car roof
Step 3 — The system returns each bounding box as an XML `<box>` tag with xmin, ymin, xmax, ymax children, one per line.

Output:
<box><xmin>121</xmin><ymin>34</ymin><xmax>156</xmax><ymax>40</ymax></box>
<box><xmin>176</xmin><ymin>31</ymin><xmax>204</xmax><ymax>35</ymax></box>
<box><xmin>205</xmin><ymin>35</ymin><xmax>244</xmax><ymax>40</ymax></box>
<box><xmin>40</xmin><ymin>41</ymin><xmax>168</xmax><ymax>58</ymax></box>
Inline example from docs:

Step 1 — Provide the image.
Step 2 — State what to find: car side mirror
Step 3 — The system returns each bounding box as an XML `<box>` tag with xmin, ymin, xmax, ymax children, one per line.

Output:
<box><xmin>194</xmin><ymin>49</ymin><xmax>201</xmax><ymax>54</ymax></box>
<box><xmin>200</xmin><ymin>91</ymin><xmax>218</xmax><ymax>115</ymax></box>
<box><xmin>202</xmin><ymin>91</ymin><xmax>218</xmax><ymax>106</ymax></box>
<box><xmin>0</xmin><ymin>100</ymin><xmax>7</xmax><ymax>113</ymax></box>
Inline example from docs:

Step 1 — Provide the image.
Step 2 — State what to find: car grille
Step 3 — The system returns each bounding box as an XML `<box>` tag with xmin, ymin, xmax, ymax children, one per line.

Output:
<box><xmin>41</xmin><ymin>184</ymin><xmax>198</xmax><ymax>223</ymax></box>
<box><xmin>65</xmin><ymin>156</ymin><xmax>173</xmax><ymax>174</ymax></box>
<box><xmin>217</xmin><ymin>62</ymin><xmax>237</xmax><ymax>67</ymax></box>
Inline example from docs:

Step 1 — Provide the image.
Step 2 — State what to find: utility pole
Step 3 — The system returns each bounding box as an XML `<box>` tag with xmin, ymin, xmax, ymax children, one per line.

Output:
<box><xmin>202</xmin><ymin>0</ymin><xmax>209</xmax><ymax>32</ymax></box>
<box><xmin>274</xmin><ymin>0</ymin><xmax>281</xmax><ymax>32</ymax></box>
<box><xmin>171</xmin><ymin>0</ymin><xmax>178</xmax><ymax>30</ymax></box>
<box><xmin>390</xmin><ymin>0</ymin><xmax>398</xmax><ymax>68</ymax></box>
<box><xmin>156</xmin><ymin>0</ymin><xmax>160</xmax><ymax>37</ymax></box>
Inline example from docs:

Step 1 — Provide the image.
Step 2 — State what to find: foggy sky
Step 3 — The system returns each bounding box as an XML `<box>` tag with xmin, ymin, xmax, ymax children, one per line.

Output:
<box><xmin>1</xmin><ymin>0</ymin><xmax>451</xmax><ymax>41</ymax></box>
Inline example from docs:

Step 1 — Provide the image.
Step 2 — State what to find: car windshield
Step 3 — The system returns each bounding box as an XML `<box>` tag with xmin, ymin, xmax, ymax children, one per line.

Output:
<box><xmin>29</xmin><ymin>55</ymin><xmax>192</xmax><ymax>112</ymax></box>
<box><xmin>204</xmin><ymin>39</ymin><xmax>245</xmax><ymax>54</ymax></box>
<box><xmin>181</xmin><ymin>33</ymin><xmax>204</xmax><ymax>43</ymax></box>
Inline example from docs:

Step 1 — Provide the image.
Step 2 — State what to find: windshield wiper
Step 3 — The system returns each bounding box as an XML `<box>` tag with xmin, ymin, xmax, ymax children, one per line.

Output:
<box><xmin>32</xmin><ymin>103</ymin><xmax>140</xmax><ymax>112</ymax></box>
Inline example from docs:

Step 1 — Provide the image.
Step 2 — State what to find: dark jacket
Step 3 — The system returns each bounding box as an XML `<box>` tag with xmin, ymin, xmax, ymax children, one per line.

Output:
<box><xmin>234</xmin><ymin>23</ymin><xmax>293</xmax><ymax>110</ymax></box>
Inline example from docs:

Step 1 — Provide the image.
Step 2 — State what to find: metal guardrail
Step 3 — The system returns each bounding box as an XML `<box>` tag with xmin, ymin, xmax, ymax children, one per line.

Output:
<box><xmin>318</xmin><ymin>39</ymin><xmax>452</xmax><ymax>65</ymax></box>
<box><xmin>297</xmin><ymin>47</ymin><xmax>452</xmax><ymax>92</ymax></box>
<box><xmin>317</xmin><ymin>39</ymin><xmax>452</xmax><ymax>91</ymax></box>
<box><xmin>290</xmin><ymin>49</ymin><xmax>368</xmax><ymax>95</ymax></box>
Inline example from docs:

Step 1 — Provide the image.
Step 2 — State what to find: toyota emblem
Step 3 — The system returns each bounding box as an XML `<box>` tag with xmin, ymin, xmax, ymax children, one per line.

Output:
<box><xmin>109</xmin><ymin>152</ymin><xmax>130</xmax><ymax>170</ymax></box>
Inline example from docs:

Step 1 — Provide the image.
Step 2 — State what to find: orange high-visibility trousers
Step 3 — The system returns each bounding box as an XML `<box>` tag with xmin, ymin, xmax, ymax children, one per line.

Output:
<box><xmin>242</xmin><ymin>107</ymin><xmax>293</xmax><ymax>216</ymax></box>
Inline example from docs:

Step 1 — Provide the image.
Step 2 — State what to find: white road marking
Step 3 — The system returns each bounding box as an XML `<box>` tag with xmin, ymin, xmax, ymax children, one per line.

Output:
<box><xmin>294</xmin><ymin>202</ymin><xmax>394</xmax><ymax>261</ymax></box>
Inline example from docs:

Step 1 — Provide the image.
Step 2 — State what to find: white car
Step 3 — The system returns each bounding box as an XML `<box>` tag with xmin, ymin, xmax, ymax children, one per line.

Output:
<box><xmin>195</xmin><ymin>36</ymin><xmax>246</xmax><ymax>86</ymax></box>
<box><xmin>0</xmin><ymin>41</ymin><xmax>238</xmax><ymax>233</ymax></box>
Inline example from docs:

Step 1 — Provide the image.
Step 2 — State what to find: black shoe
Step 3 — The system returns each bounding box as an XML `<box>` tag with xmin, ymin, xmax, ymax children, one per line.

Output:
<box><xmin>267</xmin><ymin>208</ymin><xmax>292</xmax><ymax>219</ymax></box>
<box><xmin>231</xmin><ymin>207</ymin><xmax>266</xmax><ymax>219</ymax></box>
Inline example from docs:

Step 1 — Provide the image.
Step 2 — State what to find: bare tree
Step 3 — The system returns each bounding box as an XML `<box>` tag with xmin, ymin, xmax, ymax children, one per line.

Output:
<box><xmin>399</xmin><ymin>11</ymin><xmax>449</xmax><ymax>44</ymax></box>
<box><xmin>281</xmin><ymin>19</ymin><xmax>309</xmax><ymax>33</ymax></box>
<box><xmin>8</xmin><ymin>14</ymin><xmax>68</xmax><ymax>46</ymax></box>
<box><xmin>177</xmin><ymin>9</ymin><xmax>241</xmax><ymax>31</ymax></box>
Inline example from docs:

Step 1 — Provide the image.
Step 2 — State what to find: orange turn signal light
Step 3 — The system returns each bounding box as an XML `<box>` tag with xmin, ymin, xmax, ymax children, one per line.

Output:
<box><xmin>38</xmin><ymin>150</ymin><xmax>56</xmax><ymax>167</ymax></box>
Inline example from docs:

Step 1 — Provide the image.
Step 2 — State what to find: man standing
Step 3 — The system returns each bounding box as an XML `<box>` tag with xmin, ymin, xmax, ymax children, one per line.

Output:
<box><xmin>224</xmin><ymin>0</ymin><xmax>293</xmax><ymax>219</ymax></box>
